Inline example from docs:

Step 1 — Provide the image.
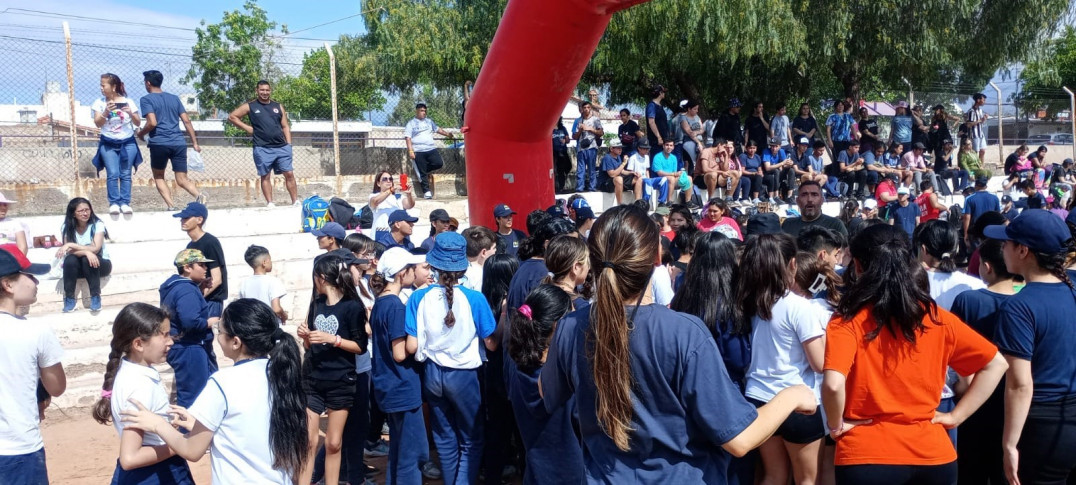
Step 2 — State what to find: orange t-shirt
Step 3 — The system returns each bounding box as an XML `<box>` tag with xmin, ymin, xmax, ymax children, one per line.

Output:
<box><xmin>824</xmin><ymin>306</ymin><xmax>996</xmax><ymax>466</ymax></box>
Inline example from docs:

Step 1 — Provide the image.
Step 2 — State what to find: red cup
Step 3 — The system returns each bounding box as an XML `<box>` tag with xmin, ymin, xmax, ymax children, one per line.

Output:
<box><xmin>400</xmin><ymin>173</ymin><xmax>409</xmax><ymax>191</ymax></box>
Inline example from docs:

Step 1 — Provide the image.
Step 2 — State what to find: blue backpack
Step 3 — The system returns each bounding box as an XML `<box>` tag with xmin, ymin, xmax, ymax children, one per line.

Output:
<box><xmin>301</xmin><ymin>195</ymin><xmax>330</xmax><ymax>232</ymax></box>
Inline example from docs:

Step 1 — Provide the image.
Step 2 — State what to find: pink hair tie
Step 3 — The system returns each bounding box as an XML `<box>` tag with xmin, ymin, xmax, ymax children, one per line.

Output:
<box><xmin>100</xmin><ymin>390</ymin><xmax>112</xmax><ymax>399</ymax></box>
<box><xmin>518</xmin><ymin>304</ymin><xmax>533</xmax><ymax>320</ymax></box>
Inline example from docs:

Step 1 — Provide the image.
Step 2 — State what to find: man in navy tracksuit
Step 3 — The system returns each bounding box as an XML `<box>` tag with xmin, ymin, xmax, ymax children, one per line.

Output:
<box><xmin>161</xmin><ymin>248</ymin><xmax>217</xmax><ymax>408</ymax></box>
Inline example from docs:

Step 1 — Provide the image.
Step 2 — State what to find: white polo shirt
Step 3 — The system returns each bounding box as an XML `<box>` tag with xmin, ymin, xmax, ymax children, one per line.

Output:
<box><xmin>110</xmin><ymin>360</ymin><xmax>170</xmax><ymax>445</ymax></box>
<box><xmin>0</xmin><ymin>312</ymin><xmax>64</xmax><ymax>455</ymax></box>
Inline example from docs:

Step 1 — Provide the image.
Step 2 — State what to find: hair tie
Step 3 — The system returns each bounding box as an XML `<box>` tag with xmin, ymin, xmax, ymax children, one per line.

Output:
<box><xmin>100</xmin><ymin>390</ymin><xmax>112</xmax><ymax>399</ymax></box>
<box><xmin>941</xmin><ymin>252</ymin><xmax>952</xmax><ymax>259</ymax></box>
<box><xmin>518</xmin><ymin>304</ymin><xmax>533</xmax><ymax>320</ymax></box>
<box><xmin>272</xmin><ymin>327</ymin><xmax>287</xmax><ymax>344</ymax></box>
<box><xmin>602</xmin><ymin>261</ymin><xmax>618</xmax><ymax>271</ymax></box>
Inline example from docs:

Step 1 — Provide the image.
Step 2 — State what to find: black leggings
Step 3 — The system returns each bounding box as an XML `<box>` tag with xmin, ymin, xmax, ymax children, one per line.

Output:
<box><xmin>62</xmin><ymin>254</ymin><xmax>112</xmax><ymax>298</ymax></box>
<box><xmin>1016</xmin><ymin>396</ymin><xmax>1076</xmax><ymax>484</ymax></box>
<box><xmin>835</xmin><ymin>461</ymin><xmax>956</xmax><ymax>485</ymax></box>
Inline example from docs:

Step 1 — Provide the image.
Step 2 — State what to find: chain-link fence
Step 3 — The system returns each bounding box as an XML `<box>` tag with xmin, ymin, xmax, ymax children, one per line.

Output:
<box><xmin>0</xmin><ymin>29</ymin><xmax>466</xmax><ymax>214</ymax></box>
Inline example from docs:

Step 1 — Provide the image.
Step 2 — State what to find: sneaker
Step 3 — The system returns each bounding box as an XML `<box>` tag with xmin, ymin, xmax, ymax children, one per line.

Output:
<box><xmin>381</xmin><ymin>423</ymin><xmax>389</xmax><ymax>435</ymax></box>
<box><xmin>751</xmin><ymin>197</ymin><xmax>761</xmax><ymax>204</ymax></box>
<box><xmin>195</xmin><ymin>194</ymin><xmax>207</xmax><ymax>205</ymax></box>
<box><xmin>502</xmin><ymin>465</ymin><xmax>519</xmax><ymax>479</ymax></box>
<box><xmin>364</xmin><ymin>439</ymin><xmax>389</xmax><ymax>457</ymax></box>
<box><xmin>365</xmin><ymin>464</ymin><xmax>378</xmax><ymax>478</ymax></box>
<box><xmin>293</xmin><ymin>199</ymin><xmax>302</xmax><ymax>206</ymax></box>
<box><xmin>266</xmin><ymin>202</ymin><xmax>276</xmax><ymax>208</ymax></box>
<box><xmin>421</xmin><ymin>461</ymin><xmax>442</xmax><ymax>480</ymax></box>
<box><xmin>62</xmin><ymin>298</ymin><xmax>76</xmax><ymax>313</ymax></box>
<box><xmin>108</xmin><ymin>204</ymin><xmax>120</xmax><ymax>215</ymax></box>
<box><xmin>167</xmin><ymin>206</ymin><xmax>180</xmax><ymax>212</ymax></box>
<box><xmin>120</xmin><ymin>204</ymin><xmax>133</xmax><ymax>214</ymax></box>
<box><xmin>89</xmin><ymin>296</ymin><xmax>101</xmax><ymax>312</ymax></box>
<box><xmin>423</xmin><ymin>191</ymin><xmax>433</xmax><ymax>200</ymax></box>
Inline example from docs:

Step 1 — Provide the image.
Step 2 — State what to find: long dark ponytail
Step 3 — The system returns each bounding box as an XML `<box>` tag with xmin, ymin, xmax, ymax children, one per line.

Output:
<box><xmin>507</xmin><ymin>284</ymin><xmax>571</xmax><ymax>373</ymax></box>
<box><xmin>308</xmin><ymin>255</ymin><xmax>364</xmax><ymax>324</ymax></box>
<box><xmin>481</xmin><ymin>254</ymin><xmax>518</xmax><ymax>320</ymax></box>
<box><xmin>92</xmin><ymin>303</ymin><xmax>169</xmax><ymax>425</ymax></box>
<box><xmin>914</xmin><ymin>219</ymin><xmax>958</xmax><ymax>273</ymax></box>
<box><xmin>221</xmin><ymin>299</ymin><xmax>308</xmax><ymax>477</ymax></box>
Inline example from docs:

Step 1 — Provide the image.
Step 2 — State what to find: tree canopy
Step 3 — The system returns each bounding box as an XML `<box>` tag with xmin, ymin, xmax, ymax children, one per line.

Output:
<box><xmin>1018</xmin><ymin>26</ymin><xmax>1076</xmax><ymax>121</ymax></box>
<box><xmin>273</xmin><ymin>36</ymin><xmax>386</xmax><ymax>121</ymax></box>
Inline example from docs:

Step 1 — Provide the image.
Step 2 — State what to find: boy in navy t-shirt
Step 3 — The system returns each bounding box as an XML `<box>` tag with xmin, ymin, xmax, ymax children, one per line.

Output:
<box><xmin>887</xmin><ymin>187</ymin><xmax>921</xmax><ymax>238</ymax></box>
<box><xmin>137</xmin><ymin>69</ymin><xmax>204</xmax><ymax>210</ymax></box>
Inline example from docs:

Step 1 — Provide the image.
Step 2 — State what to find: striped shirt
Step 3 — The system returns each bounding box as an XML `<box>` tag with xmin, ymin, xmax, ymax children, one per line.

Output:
<box><xmin>965</xmin><ymin>107</ymin><xmax>985</xmax><ymax>139</ymax></box>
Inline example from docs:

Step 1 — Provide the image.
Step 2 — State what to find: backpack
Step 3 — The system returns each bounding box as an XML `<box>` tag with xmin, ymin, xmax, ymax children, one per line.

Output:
<box><xmin>357</xmin><ymin>205</ymin><xmax>373</xmax><ymax>230</ymax></box>
<box><xmin>327</xmin><ymin>197</ymin><xmax>359</xmax><ymax>229</ymax></box>
<box><xmin>301</xmin><ymin>195</ymin><xmax>330</xmax><ymax>232</ymax></box>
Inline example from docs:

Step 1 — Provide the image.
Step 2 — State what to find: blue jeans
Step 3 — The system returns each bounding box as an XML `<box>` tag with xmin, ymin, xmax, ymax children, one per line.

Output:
<box><xmin>641</xmin><ymin>177</ymin><xmax>669</xmax><ymax>203</ymax></box>
<box><xmin>100</xmin><ymin>141</ymin><xmax>136</xmax><ymax>205</ymax></box>
<box><xmin>0</xmin><ymin>448</ymin><xmax>48</xmax><ymax>485</ymax></box>
<box><xmin>576</xmin><ymin>148</ymin><xmax>597</xmax><ymax>192</ymax></box>
<box><xmin>824</xmin><ymin>176</ymin><xmax>842</xmax><ymax>197</ymax></box>
<box><xmin>423</xmin><ymin>362</ymin><xmax>483</xmax><ymax>485</ymax></box>
<box><xmin>387</xmin><ymin>406</ymin><xmax>428</xmax><ymax>485</ymax></box>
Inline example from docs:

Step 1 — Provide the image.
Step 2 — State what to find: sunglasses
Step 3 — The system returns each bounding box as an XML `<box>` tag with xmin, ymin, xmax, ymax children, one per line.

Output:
<box><xmin>380</xmin><ymin>176</ymin><xmax>393</xmax><ymax>182</ymax></box>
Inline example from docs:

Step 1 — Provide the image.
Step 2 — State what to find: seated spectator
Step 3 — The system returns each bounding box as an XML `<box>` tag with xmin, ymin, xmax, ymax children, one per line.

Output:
<box><xmin>881</xmin><ymin>142</ymin><xmax>913</xmax><ymax>187</ymax></box>
<box><xmin>959</xmin><ymin>138</ymin><xmax>991</xmax><ymax>180</ymax></box>
<box><xmin>836</xmin><ymin>140</ymin><xmax>869</xmax><ymax>199</ymax></box>
<box><xmin>794</xmin><ymin>139</ymin><xmax>829</xmax><ymax>191</ymax></box>
<box><xmin>738</xmin><ymin>140</ymin><xmax>765</xmax><ymax>203</ymax></box>
<box><xmin>935</xmin><ymin>139</ymin><xmax>969</xmax><ymax>194</ymax></box>
<box><xmin>1050</xmin><ymin>158</ymin><xmax>1075</xmax><ymax>203</ymax></box>
<box><xmin>695</xmin><ymin>142</ymin><xmax>726</xmax><ymax>201</ymax></box>
<box><xmin>719</xmin><ymin>140</ymin><xmax>744</xmax><ymax>201</ymax></box>
<box><xmin>654</xmin><ymin>139</ymin><xmax>696</xmax><ymax>207</ymax></box>
<box><xmin>598</xmin><ymin>139</ymin><xmax>642</xmax><ymax>205</ymax></box>
<box><xmin>901</xmin><ymin>142</ymin><xmax>935</xmax><ymax>194</ymax></box>
<box><xmin>861</xmin><ymin>143</ymin><xmax>886</xmax><ymax>194</ymax></box>
<box><xmin>0</xmin><ymin>193</ymin><xmax>27</xmax><ymax>255</ymax></box>
<box><xmin>627</xmin><ymin>141</ymin><xmax>669</xmax><ymax>205</ymax></box>
<box><xmin>1015</xmin><ymin>179</ymin><xmax>1046</xmax><ymax>210</ymax></box>
<box><xmin>57</xmin><ymin>198</ymin><xmax>111</xmax><ymax>313</ymax></box>
<box><xmin>1028</xmin><ymin>144</ymin><xmax>1050</xmax><ymax>186</ymax></box>
<box><xmin>761</xmin><ymin>138</ymin><xmax>795</xmax><ymax>203</ymax></box>
<box><xmin>696</xmin><ymin>198</ymin><xmax>742</xmax><ymax>240</ymax></box>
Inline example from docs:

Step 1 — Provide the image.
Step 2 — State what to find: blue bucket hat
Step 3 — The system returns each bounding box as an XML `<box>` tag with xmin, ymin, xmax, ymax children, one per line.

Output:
<box><xmin>983</xmin><ymin>209</ymin><xmax>1071</xmax><ymax>253</ymax></box>
<box><xmin>426</xmin><ymin>231</ymin><xmax>468</xmax><ymax>272</ymax></box>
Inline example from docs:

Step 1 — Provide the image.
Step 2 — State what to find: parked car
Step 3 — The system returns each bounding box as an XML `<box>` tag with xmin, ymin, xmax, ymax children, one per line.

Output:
<box><xmin>1027</xmin><ymin>133</ymin><xmax>1074</xmax><ymax>145</ymax></box>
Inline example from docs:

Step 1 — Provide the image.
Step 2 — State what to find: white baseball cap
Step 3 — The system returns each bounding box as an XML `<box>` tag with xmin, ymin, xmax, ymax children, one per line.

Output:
<box><xmin>863</xmin><ymin>199</ymin><xmax>878</xmax><ymax>210</ymax></box>
<box><xmin>377</xmin><ymin>247</ymin><xmax>426</xmax><ymax>282</ymax></box>
<box><xmin>897</xmin><ymin>187</ymin><xmax>911</xmax><ymax>195</ymax></box>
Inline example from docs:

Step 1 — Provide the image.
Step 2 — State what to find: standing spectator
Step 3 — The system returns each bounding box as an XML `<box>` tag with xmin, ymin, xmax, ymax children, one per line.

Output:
<box><xmin>617</xmin><ymin>109</ymin><xmax>643</xmax><ymax>155</ymax></box>
<box><xmin>369</xmin><ymin>171</ymin><xmax>416</xmax><ymax>242</ymax></box>
<box><xmin>823</xmin><ymin>224</ymin><xmax>1006</xmax><ymax>485</ymax></box>
<box><xmin>910</xmin><ymin>105</ymin><xmax>931</xmax><ymax>152</ymax></box>
<box><xmin>0</xmin><ymin>193</ymin><xmax>27</xmax><ymax>255</ymax></box>
<box><xmin>160</xmin><ymin>248</ymin><xmax>217</xmax><ymax>408</ymax></box>
<box><xmin>782</xmin><ymin>181</ymin><xmax>850</xmax><ymax>237</ymax></box>
<box><xmin>175</xmin><ymin>202</ymin><xmax>227</xmax><ymax>320</ymax></box>
<box><xmin>887</xmin><ymin>187</ymin><xmax>921</xmax><ymax>239</ymax></box>
<box><xmin>929</xmin><ymin>104</ymin><xmax>960</xmax><ymax>162</ymax></box>
<box><xmin>965</xmin><ymin>93</ymin><xmax>989</xmax><ymax>163</ymax></box>
<box><xmin>0</xmin><ymin>244</ymin><xmax>64</xmax><ymax>484</ymax></box>
<box><xmin>678</xmin><ymin>101</ymin><xmax>704</xmax><ymax>174</ymax></box>
<box><xmin>421</xmin><ymin>209</ymin><xmax>452</xmax><ymax>251</ymax></box>
<box><xmin>597</xmin><ymin>139</ymin><xmax>642</xmax><ymax>205</ymax></box>
<box><xmin>92</xmin><ymin>73</ymin><xmax>142</xmax><ymax>215</ymax></box>
<box><xmin>379</xmin><ymin>210</ymin><xmax>418</xmax><ymax>251</ymax></box>
<box><xmin>627</xmin><ymin>141</ymin><xmax>670</xmax><ymax>205</ymax></box>
<box><xmin>716</xmin><ymin>98</ymin><xmax>745</xmax><ymax>151</ymax></box>
<box><xmin>855</xmin><ymin>107</ymin><xmax>881</xmax><ymax>155</ymax></box>
<box><xmin>493</xmin><ymin>204</ymin><xmax>526</xmax><ymax>257</ymax></box>
<box><xmin>645</xmin><ymin>85</ymin><xmax>669</xmax><ymax>152</ymax></box>
<box><xmin>137</xmin><ymin>70</ymin><xmax>203</xmax><ymax>211</ymax></box>
<box><xmin>227</xmin><ymin>80</ymin><xmax>299</xmax><ymax>207</ymax></box>
<box><xmin>552</xmin><ymin>118</ymin><xmax>571</xmax><ymax>193</ymax></box>
<box><xmin>58</xmin><ymin>198</ymin><xmax>111</xmax><ymax>313</ymax></box>
<box><xmin>792</xmin><ymin>103</ymin><xmax>819</xmax><ymax>145</ymax></box>
<box><xmin>889</xmin><ymin>101</ymin><xmax>914</xmax><ymax>153</ymax></box>
<box><xmin>915</xmin><ymin>182</ymin><xmax>947</xmax><ymax>223</ymax></box>
<box><xmin>771</xmin><ymin>104</ymin><xmax>793</xmax><ymax>150</ymax></box>
<box><xmin>573</xmin><ymin>101</ymin><xmax>603</xmax><ymax>192</ymax></box>
<box><xmin>962</xmin><ymin>176</ymin><xmax>1001</xmax><ymax>247</ymax></box>
<box><xmin>915</xmin><ymin>219</ymin><xmax>985</xmax><ymax>309</ymax></box>
<box><xmin>984</xmin><ymin>211</ymin><xmax>1076</xmax><ymax>484</ymax></box>
<box><xmin>825</xmin><ymin>100</ymin><xmax>855</xmax><ymax>154</ymax></box>
<box><xmin>240</xmin><ymin>245</ymin><xmax>288</xmax><ymax>324</ymax></box>
<box><xmin>405</xmin><ymin>103</ymin><xmax>455</xmax><ymax>199</ymax></box>
<box><xmin>744</xmin><ymin>101</ymin><xmax>771</xmax><ymax>150</ymax></box>
<box><xmin>460</xmin><ymin>226</ymin><xmax>496</xmax><ymax>292</ymax></box>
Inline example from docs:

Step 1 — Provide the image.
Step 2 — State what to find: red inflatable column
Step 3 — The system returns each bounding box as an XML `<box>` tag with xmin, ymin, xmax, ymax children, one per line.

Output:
<box><xmin>464</xmin><ymin>0</ymin><xmax>650</xmax><ymax>231</ymax></box>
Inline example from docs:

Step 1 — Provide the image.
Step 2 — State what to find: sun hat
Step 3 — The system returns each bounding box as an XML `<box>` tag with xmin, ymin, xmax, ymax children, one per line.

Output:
<box><xmin>426</xmin><ymin>231</ymin><xmax>468</xmax><ymax>272</ymax></box>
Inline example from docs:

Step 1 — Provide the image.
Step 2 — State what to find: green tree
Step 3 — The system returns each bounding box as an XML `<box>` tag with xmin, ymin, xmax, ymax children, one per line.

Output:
<box><xmin>389</xmin><ymin>84</ymin><xmax>462</xmax><ymax>127</ymax></box>
<box><xmin>273</xmin><ymin>36</ymin><xmax>386</xmax><ymax>121</ymax></box>
<box><xmin>184</xmin><ymin>0</ymin><xmax>287</xmax><ymax>117</ymax></box>
<box><xmin>1018</xmin><ymin>26</ymin><xmax>1076</xmax><ymax>121</ymax></box>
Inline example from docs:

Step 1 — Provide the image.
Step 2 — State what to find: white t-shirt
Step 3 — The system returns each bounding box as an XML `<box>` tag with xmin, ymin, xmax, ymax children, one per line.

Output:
<box><xmin>61</xmin><ymin>221</ymin><xmax>109</xmax><ymax>260</ymax></box>
<box><xmin>405</xmin><ymin>285</ymin><xmax>496</xmax><ymax>369</ymax></box>
<box><xmin>239</xmin><ymin>275</ymin><xmax>287</xmax><ymax>323</ymax></box>
<box><xmin>188</xmin><ymin>359</ymin><xmax>291</xmax><ymax>484</ymax></box>
<box><xmin>110</xmin><ymin>360</ymin><xmax>170</xmax><ymax>446</ymax></box>
<box><xmin>370</xmin><ymin>193</ymin><xmax>403</xmax><ymax>231</ymax></box>
<box><xmin>91</xmin><ymin>97</ymin><xmax>140</xmax><ymax>140</ymax></box>
<box><xmin>460</xmin><ymin>261</ymin><xmax>484</xmax><ymax>292</ymax></box>
<box><xmin>404</xmin><ymin>117</ymin><xmax>440</xmax><ymax>153</ymax></box>
<box><xmin>649</xmin><ymin>265</ymin><xmax>674</xmax><ymax>306</ymax></box>
<box><xmin>927</xmin><ymin>270</ymin><xmax>986</xmax><ymax>311</ymax></box>
<box><xmin>0</xmin><ymin>219</ymin><xmax>25</xmax><ymax>247</ymax></box>
<box><xmin>745</xmin><ymin>292</ymin><xmax>829</xmax><ymax>403</ymax></box>
<box><xmin>0</xmin><ymin>312</ymin><xmax>64</xmax><ymax>455</ymax></box>
<box><xmin>627</xmin><ymin>153</ymin><xmax>651</xmax><ymax>178</ymax></box>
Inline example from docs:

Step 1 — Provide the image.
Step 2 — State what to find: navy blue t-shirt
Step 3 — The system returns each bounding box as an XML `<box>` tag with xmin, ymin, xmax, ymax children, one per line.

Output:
<box><xmin>963</xmin><ymin>191</ymin><xmax>1001</xmax><ymax>224</ymax></box>
<box><xmin>541</xmin><ymin>305</ymin><xmax>758</xmax><ymax>483</ymax></box>
<box><xmin>369</xmin><ymin>294</ymin><xmax>422</xmax><ymax>413</ymax></box>
<box><xmin>1022</xmin><ymin>192</ymin><xmax>1046</xmax><ymax>210</ymax></box>
<box><xmin>645</xmin><ymin>101</ymin><xmax>669</xmax><ymax>145</ymax></box>
<box><xmin>951</xmin><ymin>289</ymin><xmax>1011</xmax><ymax>340</ymax></box>
<box><xmin>497</xmin><ymin>229</ymin><xmax>526</xmax><ymax>257</ymax></box>
<box><xmin>995</xmin><ymin>282</ymin><xmax>1076</xmax><ymax>402</ymax></box>
<box><xmin>888</xmin><ymin>202</ymin><xmax>920</xmax><ymax>238</ymax></box>
<box><xmin>597</xmin><ymin>153</ymin><xmax>622</xmax><ymax>189</ymax></box>
<box><xmin>376</xmin><ymin>231</ymin><xmax>414</xmax><ymax>251</ymax></box>
<box><xmin>506</xmin><ymin>258</ymin><xmax>549</xmax><ymax>313</ymax></box>
<box><xmin>739</xmin><ymin>153</ymin><xmax>762</xmax><ymax>173</ymax></box>
<box><xmin>506</xmin><ymin>358</ymin><xmax>585</xmax><ymax>485</ymax></box>
<box><xmin>139</xmin><ymin>92</ymin><xmax>187</xmax><ymax>147</ymax></box>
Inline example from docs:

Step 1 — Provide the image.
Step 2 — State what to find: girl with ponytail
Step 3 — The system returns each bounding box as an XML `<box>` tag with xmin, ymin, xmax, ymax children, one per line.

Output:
<box><xmin>94</xmin><ymin>302</ymin><xmax>193</xmax><ymax>484</ymax></box>
<box><xmin>983</xmin><ymin>210</ymin><xmax>1076</xmax><ymax>484</ymax></box>
<box><xmin>405</xmin><ymin>232</ymin><xmax>498</xmax><ymax>485</ymax></box>
<box><xmin>914</xmin><ymin>219</ymin><xmax>985</xmax><ymax>310</ymax></box>
<box><xmin>121</xmin><ymin>299</ymin><xmax>309</xmax><ymax>484</ymax></box>
<box><xmin>541</xmin><ymin>234</ymin><xmax>592</xmax><ymax>310</ymax></box>
<box><xmin>540</xmin><ymin>205</ymin><xmax>817</xmax><ymax>482</ymax></box>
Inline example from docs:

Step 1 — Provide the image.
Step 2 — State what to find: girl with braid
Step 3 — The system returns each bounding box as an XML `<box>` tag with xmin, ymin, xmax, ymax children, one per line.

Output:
<box><xmin>93</xmin><ymin>303</ymin><xmax>193</xmax><ymax>484</ymax></box>
<box><xmin>985</xmin><ymin>209</ymin><xmax>1076</xmax><ymax>484</ymax></box>
<box><xmin>405</xmin><ymin>232</ymin><xmax>498</xmax><ymax>485</ymax></box>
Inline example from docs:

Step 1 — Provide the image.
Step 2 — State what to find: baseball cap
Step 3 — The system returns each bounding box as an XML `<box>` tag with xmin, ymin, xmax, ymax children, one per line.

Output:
<box><xmin>377</xmin><ymin>247</ymin><xmax>427</xmax><ymax>282</ymax></box>
<box><xmin>428</xmin><ymin>208</ymin><xmax>451</xmax><ymax>223</ymax></box>
<box><xmin>912</xmin><ymin>142</ymin><xmax>926</xmax><ymax>150</ymax></box>
<box><xmin>1064</xmin><ymin>158</ymin><xmax>1074</xmax><ymax>166</ymax></box>
<box><xmin>569</xmin><ymin>198</ymin><xmax>590</xmax><ymax>210</ymax></box>
<box><xmin>388</xmin><ymin>210</ymin><xmax>419</xmax><ymax>225</ymax></box>
<box><xmin>575</xmin><ymin>206</ymin><xmax>596</xmax><ymax>222</ymax></box>
<box><xmin>746</xmin><ymin>213</ymin><xmax>782</xmax><ymax>235</ymax></box>
<box><xmin>1002</xmin><ymin>195</ymin><xmax>1013</xmax><ymax>204</ymax></box>
<box><xmin>984</xmin><ymin>209</ymin><xmax>1071</xmax><ymax>253</ymax></box>
<box><xmin>897</xmin><ymin>187</ymin><xmax>911</xmax><ymax>195</ymax></box>
<box><xmin>728</xmin><ymin>97</ymin><xmax>743</xmax><ymax>108</ymax></box>
<box><xmin>312</xmin><ymin>221</ymin><xmax>346</xmax><ymax>240</ymax></box>
<box><xmin>863</xmin><ymin>199</ymin><xmax>878</xmax><ymax>210</ymax></box>
<box><xmin>0</xmin><ymin>244</ymin><xmax>49</xmax><ymax>277</ymax></box>
<box><xmin>493</xmin><ymin>204</ymin><xmax>516</xmax><ymax>218</ymax></box>
<box><xmin>174</xmin><ymin>248</ymin><xmax>213</xmax><ymax>266</ymax></box>
<box><xmin>547</xmin><ymin>204</ymin><xmax>567</xmax><ymax>218</ymax></box>
<box><xmin>426</xmin><ymin>232</ymin><xmax>468</xmax><ymax>272</ymax></box>
<box><xmin>897</xmin><ymin>100</ymin><xmax>909</xmax><ymax>108</ymax></box>
<box><xmin>797</xmin><ymin>137</ymin><xmax>810</xmax><ymax>146</ymax></box>
<box><xmin>975</xmin><ymin>175</ymin><xmax>990</xmax><ymax>187</ymax></box>
<box><xmin>173</xmin><ymin>202</ymin><xmax>208</xmax><ymax>220</ymax></box>
<box><xmin>768</xmin><ymin>137</ymin><xmax>780</xmax><ymax>146</ymax></box>
<box><xmin>609</xmin><ymin>138</ymin><xmax>622</xmax><ymax>148</ymax></box>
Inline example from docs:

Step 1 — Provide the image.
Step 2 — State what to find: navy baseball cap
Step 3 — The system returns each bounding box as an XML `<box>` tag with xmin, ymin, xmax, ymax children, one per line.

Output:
<box><xmin>312</xmin><ymin>221</ymin><xmax>346</xmax><ymax>240</ymax></box>
<box><xmin>547</xmin><ymin>204</ymin><xmax>567</xmax><ymax>218</ymax></box>
<box><xmin>747</xmin><ymin>213</ymin><xmax>782</xmax><ymax>235</ymax></box>
<box><xmin>570</xmin><ymin>198</ymin><xmax>590</xmax><ymax>210</ymax></box>
<box><xmin>428</xmin><ymin>208</ymin><xmax>451</xmax><ymax>222</ymax></box>
<box><xmin>493</xmin><ymin>204</ymin><xmax>516</xmax><ymax>218</ymax></box>
<box><xmin>983</xmin><ymin>209</ymin><xmax>1072</xmax><ymax>253</ymax></box>
<box><xmin>388</xmin><ymin>210</ymin><xmax>418</xmax><ymax>225</ymax></box>
<box><xmin>575</xmin><ymin>206</ymin><xmax>596</xmax><ymax>222</ymax></box>
<box><xmin>173</xmin><ymin>202</ymin><xmax>208</xmax><ymax>220</ymax></box>
<box><xmin>0</xmin><ymin>243</ymin><xmax>49</xmax><ymax>277</ymax></box>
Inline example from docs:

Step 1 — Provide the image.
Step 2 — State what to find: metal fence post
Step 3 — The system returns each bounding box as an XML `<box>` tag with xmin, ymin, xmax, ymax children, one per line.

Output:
<box><xmin>903</xmin><ymin>77</ymin><xmax>913</xmax><ymax>106</ymax></box>
<box><xmin>1064</xmin><ymin>87</ymin><xmax>1075</xmax><ymax>162</ymax></box>
<box><xmin>63</xmin><ymin>22</ymin><xmax>79</xmax><ymax>196</ymax></box>
<box><xmin>990</xmin><ymin>82</ymin><xmax>1003</xmax><ymax>165</ymax></box>
<box><xmin>325</xmin><ymin>42</ymin><xmax>342</xmax><ymax>196</ymax></box>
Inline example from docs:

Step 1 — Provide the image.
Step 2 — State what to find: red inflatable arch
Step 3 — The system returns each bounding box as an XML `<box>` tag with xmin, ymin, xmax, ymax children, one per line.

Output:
<box><xmin>463</xmin><ymin>0</ymin><xmax>650</xmax><ymax>231</ymax></box>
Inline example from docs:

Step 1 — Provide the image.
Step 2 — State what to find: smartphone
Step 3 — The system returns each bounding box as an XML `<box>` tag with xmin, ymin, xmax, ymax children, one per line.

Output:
<box><xmin>113</xmin><ymin>102</ymin><xmax>128</xmax><ymax>109</ymax></box>
<box><xmin>399</xmin><ymin>173</ymin><xmax>409</xmax><ymax>190</ymax></box>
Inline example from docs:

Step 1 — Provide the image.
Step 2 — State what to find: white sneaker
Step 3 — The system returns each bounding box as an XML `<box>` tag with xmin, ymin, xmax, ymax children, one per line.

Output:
<box><xmin>120</xmin><ymin>204</ymin><xmax>133</xmax><ymax>214</ymax></box>
<box><xmin>293</xmin><ymin>199</ymin><xmax>302</xmax><ymax>206</ymax></box>
<box><xmin>266</xmin><ymin>202</ymin><xmax>276</xmax><ymax>208</ymax></box>
<box><xmin>108</xmin><ymin>204</ymin><xmax>120</xmax><ymax>215</ymax></box>
<box><xmin>423</xmin><ymin>191</ymin><xmax>433</xmax><ymax>199</ymax></box>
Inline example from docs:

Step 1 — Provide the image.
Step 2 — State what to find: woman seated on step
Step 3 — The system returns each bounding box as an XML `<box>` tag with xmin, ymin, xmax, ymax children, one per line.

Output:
<box><xmin>57</xmin><ymin>198</ymin><xmax>112</xmax><ymax>313</ymax></box>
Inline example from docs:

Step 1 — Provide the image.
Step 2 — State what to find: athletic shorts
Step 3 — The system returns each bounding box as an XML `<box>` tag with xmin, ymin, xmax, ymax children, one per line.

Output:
<box><xmin>748</xmin><ymin>397</ymin><xmax>825</xmax><ymax>444</ymax></box>
<box><xmin>303</xmin><ymin>372</ymin><xmax>357</xmax><ymax>413</ymax></box>
<box><xmin>599</xmin><ymin>173</ymin><xmax>637</xmax><ymax>193</ymax></box>
<box><xmin>253</xmin><ymin>145</ymin><xmax>294</xmax><ymax>176</ymax></box>
<box><xmin>971</xmin><ymin>136</ymin><xmax>987</xmax><ymax>152</ymax></box>
<box><xmin>149</xmin><ymin>144</ymin><xmax>188</xmax><ymax>172</ymax></box>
